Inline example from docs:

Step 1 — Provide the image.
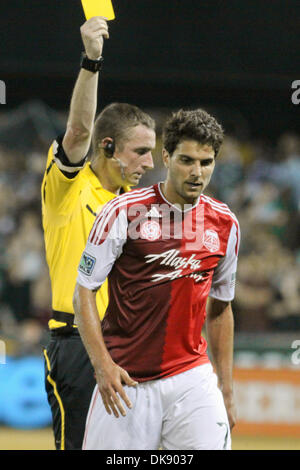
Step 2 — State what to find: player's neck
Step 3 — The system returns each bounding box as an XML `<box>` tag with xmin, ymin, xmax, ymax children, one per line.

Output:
<box><xmin>160</xmin><ymin>181</ymin><xmax>198</xmax><ymax>210</ymax></box>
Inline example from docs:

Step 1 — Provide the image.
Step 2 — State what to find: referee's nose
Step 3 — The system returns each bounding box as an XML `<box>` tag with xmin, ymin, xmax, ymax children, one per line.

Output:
<box><xmin>142</xmin><ymin>151</ymin><xmax>154</xmax><ymax>170</ymax></box>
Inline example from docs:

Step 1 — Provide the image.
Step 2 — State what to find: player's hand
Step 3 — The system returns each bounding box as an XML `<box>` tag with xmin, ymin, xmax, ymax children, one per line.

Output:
<box><xmin>223</xmin><ymin>393</ymin><xmax>237</xmax><ymax>430</ymax></box>
<box><xmin>94</xmin><ymin>360</ymin><xmax>138</xmax><ymax>418</ymax></box>
<box><xmin>80</xmin><ymin>16</ymin><xmax>109</xmax><ymax>60</ymax></box>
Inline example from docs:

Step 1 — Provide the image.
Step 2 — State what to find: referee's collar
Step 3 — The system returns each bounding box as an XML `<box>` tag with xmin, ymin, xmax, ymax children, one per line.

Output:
<box><xmin>85</xmin><ymin>162</ymin><xmax>130</xmax><ymax>194</ymax></box>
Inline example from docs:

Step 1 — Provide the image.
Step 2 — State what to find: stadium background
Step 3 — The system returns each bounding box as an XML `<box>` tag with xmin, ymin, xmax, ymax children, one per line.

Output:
<box><xmin>0</xmin><ymin>0</ymin><xmax>299</xmax><ymax>450</ymax></box>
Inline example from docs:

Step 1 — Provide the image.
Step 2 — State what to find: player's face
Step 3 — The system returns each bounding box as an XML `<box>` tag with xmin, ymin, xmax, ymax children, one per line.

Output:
<box><xmin>162</xmin><ymin>140</ymin><xmax>215</xmax><ymax>207</ymax></box>
<box><xmin>114</xmin><ymin>124</ymin><xmax>156</xmax><ymax>186</ymax></box>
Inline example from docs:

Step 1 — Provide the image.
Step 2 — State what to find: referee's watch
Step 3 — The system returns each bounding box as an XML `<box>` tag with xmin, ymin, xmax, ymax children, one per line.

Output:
<box><xmin>80</xmin><ymin>52</ymin><xmax>104</xmax><ymax>73</ymax></box>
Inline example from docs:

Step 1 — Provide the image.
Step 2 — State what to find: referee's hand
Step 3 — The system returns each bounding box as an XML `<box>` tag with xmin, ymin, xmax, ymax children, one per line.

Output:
<box><xmin>95</xmin><ymin>360</ymin><xmax>138</xmax><ymax>418</ymax></box>
<box><xmin>80</xmin><ymin>16</ymin><xmax>109</xmax><ymax>60</ymax></box>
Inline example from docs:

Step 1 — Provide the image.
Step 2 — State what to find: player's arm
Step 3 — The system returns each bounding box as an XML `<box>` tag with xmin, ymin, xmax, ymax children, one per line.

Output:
<box><xmin>73</xmin><ymin>284</ymin><xmax>137</xmax><ymax>418</ymax></box>
<box><xmin>62</xmin><ymin>17</ymin><xmax>109</xmax><ymax>163</ymax></box>
<box><xmin>73</xmin><ymin>207</ymin><xmax>138</xmax><ymax>418</ymax></box>
<box><xmin>206</xmin><ymin>298</ymin><xmax>236</xmax><ymax>430</ymax></box>
<box><xmin>206</xmin><ymin>220</ymin><xmax>240</xmax><ymax>430</ymax></box>
<box><xmin>41</xmin><ymin>18</ymin><xmax>109</xmax><ymax>212</ymax></box>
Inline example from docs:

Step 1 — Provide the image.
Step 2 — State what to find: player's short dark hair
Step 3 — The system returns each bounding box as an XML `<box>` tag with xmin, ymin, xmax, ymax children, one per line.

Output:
<box><xmin>92</xmin><ymin>103</ymin><xmax>155</xmax><ymax>154</ymax></box>
<box><xmin>162</xmin><ymin>108</ymin><xmax>224</xmax><ymax>157</ymax></box>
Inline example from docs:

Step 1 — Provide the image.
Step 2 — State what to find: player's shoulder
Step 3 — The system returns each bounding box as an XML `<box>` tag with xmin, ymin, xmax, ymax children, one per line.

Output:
<box><xmin>97</xmin><ymin>185</ymin><xmax>157</xmax><ymax>222</ymax></box>
<box><xmin>201</xmin><ymin>194</ymin><xmax>239</xmax><ymax>225</ymax></box>
<box><xmin>112</xmin><ymin>185</ymin><xmax>157</xmax><ymax>207</ymax></box>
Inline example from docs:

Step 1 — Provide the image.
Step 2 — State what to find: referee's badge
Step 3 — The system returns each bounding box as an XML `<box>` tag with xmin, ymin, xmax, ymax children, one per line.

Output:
<box><xmin>79</xmin><ymin>252</ymin><xmax>96</xmax><ymax>276</ymax></box>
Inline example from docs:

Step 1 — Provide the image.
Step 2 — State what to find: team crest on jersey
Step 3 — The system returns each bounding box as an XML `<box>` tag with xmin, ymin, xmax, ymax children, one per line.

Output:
<box><xmin>79</xmin><ymin>252</ymin><xmax>96</xmax><ymax>276</ymax></box>
<box><xmin>203</xmin><ymin>229</ymin><xmax>220</xmax><ymax>252</ymax></box>
<box><xmin>140</xmin><ymin>220</ymin><xmax>161</xmax><ymax>241</ymax></box>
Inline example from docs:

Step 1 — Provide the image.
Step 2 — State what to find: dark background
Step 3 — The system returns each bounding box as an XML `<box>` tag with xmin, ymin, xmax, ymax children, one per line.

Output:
<box><xmin>1</xmin><ymin>0</ymin><xmax>299</xmax><ymax>140</ymax></box>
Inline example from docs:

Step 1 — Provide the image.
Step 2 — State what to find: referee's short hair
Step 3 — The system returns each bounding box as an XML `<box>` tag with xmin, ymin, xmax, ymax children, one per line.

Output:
<box><xmin>92</xmin><ymin>103</ymin><xmax>155</xmax><ymax>155</ymax></box>
<box><xmin>162</xmin><ymin>108</ymin><xmax>224</xmax><ymax>158</ymax></box>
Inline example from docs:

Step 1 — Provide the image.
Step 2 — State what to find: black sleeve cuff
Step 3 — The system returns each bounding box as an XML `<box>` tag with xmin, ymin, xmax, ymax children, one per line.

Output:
<box><xmin>52</xmin><ymin>134</ymin><xmax>87</xmax><ymax>179</ymax></box>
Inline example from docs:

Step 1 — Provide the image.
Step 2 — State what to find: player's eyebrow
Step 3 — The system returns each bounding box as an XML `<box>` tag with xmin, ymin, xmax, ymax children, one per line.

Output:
<box><xmin>178</xmin><ymin>154</ymin><xmax>214</xmax><ymax>163</ymax></box>
<box><xmin>178</xmin><ymin>153</ymin><xmax>194</xmax><ymax>159</ymax></box>
<box><xmin>201</xmin><ymin>157</ymin><xmax>215</xmax><ymax>164</ymax></box>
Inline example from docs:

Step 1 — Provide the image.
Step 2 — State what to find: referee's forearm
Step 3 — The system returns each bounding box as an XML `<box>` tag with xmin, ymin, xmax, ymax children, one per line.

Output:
<box><xmin>67</xmin><ymin>69</ymin><xmax>99</xmax><ymax>135</ymax></box>
<box><xmin>63</xmin><ymin>69</ymin><xmax>99</xmax><ymax>163</ymax></box>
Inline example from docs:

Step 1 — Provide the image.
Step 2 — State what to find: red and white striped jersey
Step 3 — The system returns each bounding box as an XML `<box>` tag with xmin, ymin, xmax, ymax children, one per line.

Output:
<box><xmin>77</xmin><ymin>183</ymin><xmax>240</xmax><ymax>382</ymax></box>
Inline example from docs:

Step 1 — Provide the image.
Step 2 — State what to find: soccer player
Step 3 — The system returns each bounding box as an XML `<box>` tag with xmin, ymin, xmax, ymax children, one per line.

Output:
<box><xmin>73</xmin><ymin>109</ymin><xmax>240</xmax><ymax>450</ymax></box>
<box><xmin>42</xmin><ymin>17</ymin><xmax>155</xmax><ymax>450</ymax></box>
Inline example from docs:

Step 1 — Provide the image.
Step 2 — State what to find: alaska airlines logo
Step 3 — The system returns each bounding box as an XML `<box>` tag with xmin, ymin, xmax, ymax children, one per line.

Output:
<box><xmin>145</xmin><ymin>249</ymin><xmax>202</xmax><ymax>282</ymax></box>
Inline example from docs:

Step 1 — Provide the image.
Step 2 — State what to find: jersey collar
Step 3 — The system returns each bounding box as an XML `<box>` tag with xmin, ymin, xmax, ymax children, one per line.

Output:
<box><xmin>156</xmin><ymin>182</ymin><xmax>201</xmax><ymax>213</ymax></box>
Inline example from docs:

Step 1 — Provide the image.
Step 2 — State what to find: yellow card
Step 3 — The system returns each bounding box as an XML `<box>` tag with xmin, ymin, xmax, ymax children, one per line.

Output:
<box><xmin>81</xmin><ymin>0</ymin><xmax>115</xmax><ymax>21</ymax></box>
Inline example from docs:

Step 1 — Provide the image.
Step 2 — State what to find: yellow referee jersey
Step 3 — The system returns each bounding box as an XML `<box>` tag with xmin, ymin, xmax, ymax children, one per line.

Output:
<box><xmin>41</xmin><ymin>138</ymin><xmax>128</xmax><ymax>330</ymax></box>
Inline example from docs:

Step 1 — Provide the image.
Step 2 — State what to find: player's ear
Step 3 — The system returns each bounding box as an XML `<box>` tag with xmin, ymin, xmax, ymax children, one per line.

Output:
<box><xmin>162</xmin><ymin>148</ymin><xmax>170</xmax><ymax>169</ymax></box>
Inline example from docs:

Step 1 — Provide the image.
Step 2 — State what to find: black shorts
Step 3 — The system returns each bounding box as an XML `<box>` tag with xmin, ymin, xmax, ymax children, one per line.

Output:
<box><xmin>44</xmin><ymin>329</ymin><xmax>96</xmax><ymax>450</ymax></box>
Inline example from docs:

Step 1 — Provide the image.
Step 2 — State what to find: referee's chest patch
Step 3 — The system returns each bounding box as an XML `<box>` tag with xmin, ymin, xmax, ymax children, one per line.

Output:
<box><xmin>79</xmin><ymin>252</ymin><xmax>96</xmax><ymax>276</ymax></box>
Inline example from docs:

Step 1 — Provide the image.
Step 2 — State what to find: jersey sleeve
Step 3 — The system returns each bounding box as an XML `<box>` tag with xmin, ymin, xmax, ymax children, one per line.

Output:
<box><xmin>209</xmin><ymin>220</ymin><xmax>240</xmax><ymax>302</ymax></box>
<box><xmin>41</xmin><ymin>134</ymin><xmax>87</xmax><ymax>215</ymax></box>
<box><xmin>77</xmin><ymin>202</ymin><xmax>128</xmax><ymax>291</ymax></box>
<box><xmin>51</xmin><ymin>134</ymin><xmax>88</xmax><ymax>177</ymax></box>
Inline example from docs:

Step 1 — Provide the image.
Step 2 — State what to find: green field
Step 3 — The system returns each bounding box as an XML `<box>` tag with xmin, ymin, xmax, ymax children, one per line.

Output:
<box><xmin>0</xmin><ymin>427</ymin><xmax>300</xmax><ymax>450</ymax></box>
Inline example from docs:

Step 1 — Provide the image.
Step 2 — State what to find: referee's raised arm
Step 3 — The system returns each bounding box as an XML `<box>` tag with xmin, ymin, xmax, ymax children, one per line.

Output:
<box><xmin>62</xmin><ymin>17</ymin><xmax>109</xmax><ymax>163</ymax></box>
<box><xmin>42</xmin><ymin>17</ymin><xmax>156</xmax><ymax>450</ymax></box>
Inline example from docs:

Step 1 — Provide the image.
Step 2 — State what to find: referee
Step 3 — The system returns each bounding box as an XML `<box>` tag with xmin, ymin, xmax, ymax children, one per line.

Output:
<box><xmin>41</xmin><ymin>17</ymin><xmax>156</xmax><ymax>450</ymax></box>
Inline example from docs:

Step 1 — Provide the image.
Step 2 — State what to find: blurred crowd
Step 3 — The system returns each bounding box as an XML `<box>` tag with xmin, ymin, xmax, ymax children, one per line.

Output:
<box><xmin>209</xmin><ymin>132</ymin><xmax>300</xmax><ymax>333</ymax></box>
<box><xmin>0</xmin><ymin>103</ymin><xmax>299</xmax><ymax>355</ymax></box>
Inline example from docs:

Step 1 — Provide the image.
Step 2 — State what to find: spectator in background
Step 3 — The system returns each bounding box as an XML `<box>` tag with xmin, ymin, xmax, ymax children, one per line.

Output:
<box><xmin>209</xmin><ymin>136</ymin><xmax>245</xmax><ymax>203</ymax></box>
<box><xmin>272</xmin><ymin>133</ymin><xmax>300</xmax><ymax>211</ymax></box>
<box><xmin>1</xmin><ymin>208</ymin><xmax>49</xmax><ymax>353</ymax></box>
